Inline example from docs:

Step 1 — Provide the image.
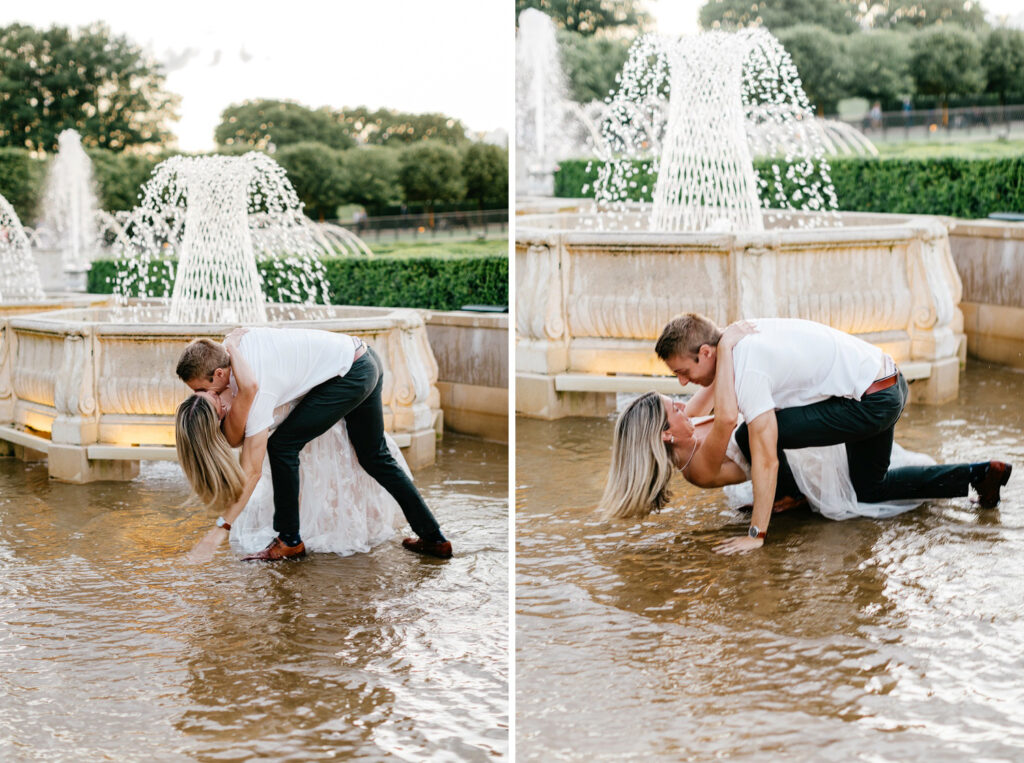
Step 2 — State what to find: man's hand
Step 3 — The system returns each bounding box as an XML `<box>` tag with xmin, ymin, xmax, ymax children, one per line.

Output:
<box><xmin>185</xmin><ymin>526</ymin><xmax>228</xmax><ymax>564</ymax></box>
<box><xmin>713</xmin><ymin>535</ymin><xmax>764</xmax><ymax>555</ymax></box>
<box><xmin>720</xmin><ymin>320</ymin><xmax>757</xmax><ymax>350</ymax></box>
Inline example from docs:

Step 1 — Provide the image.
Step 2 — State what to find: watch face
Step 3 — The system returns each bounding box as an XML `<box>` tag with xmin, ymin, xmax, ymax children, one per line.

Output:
<box><xmin>748</xmin><ymin>525</ymin><xmax>760</xmax><ymax>539</ymax></box>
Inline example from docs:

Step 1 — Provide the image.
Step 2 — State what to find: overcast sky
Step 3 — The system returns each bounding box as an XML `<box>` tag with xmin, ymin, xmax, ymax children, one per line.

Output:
<box><xmin>7</xmin><ymin>2</ymin><xmax>1022</xmax><ymax>151</ymax></box>
<box><xmin>7</xmin><ymin>0</ymin><xmax>512</xmax><ymax>151</ymax></box>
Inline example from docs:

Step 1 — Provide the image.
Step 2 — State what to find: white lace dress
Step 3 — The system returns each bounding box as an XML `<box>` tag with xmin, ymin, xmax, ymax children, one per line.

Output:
<box><xmin>723</xmin><ymin>431</ymin><xmax>937</xmax><ymax>521</ymax></box>
<box><xmin>228</xmin><ymin>404</ymin><xmax>406</xmax><ymax>555</ymax></box>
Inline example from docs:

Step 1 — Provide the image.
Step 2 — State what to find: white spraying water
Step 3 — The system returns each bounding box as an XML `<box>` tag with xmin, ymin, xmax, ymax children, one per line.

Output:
<box><xmin>114</xmin><ymin>152</ymin><xmax>332</xmax><ymax>324</ymax></box>
<box><xmin>39</xmin><ymin>129</ymin><xmax>101</xmax><ymax>271</ymax></box>
<box><xmin>0</xmin><ymin>194</ymin><xmax>46</xmax><ymax>302</ymax></box>
<box><xmin>516</xmin><ymin>9</ymin><xmax>575</xmax><ymax>195</ymax></box>
<box><xmin>593</xmin><ymin>29</ymin><xmax>839</xmax><ymax>232</ymax></box>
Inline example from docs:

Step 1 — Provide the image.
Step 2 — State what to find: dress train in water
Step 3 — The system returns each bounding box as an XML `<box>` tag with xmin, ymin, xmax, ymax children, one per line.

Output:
<box><xmin>229</xmin><ymin>405</ymin><xmax>406</xmax><ymax>555</ymax></box>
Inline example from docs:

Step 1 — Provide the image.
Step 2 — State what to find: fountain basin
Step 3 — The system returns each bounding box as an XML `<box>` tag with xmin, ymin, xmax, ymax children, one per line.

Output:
<box><xmin>425</xmin><ymin>310</ymin><xmax>509</xmax><ymax>443</ymax></box>
<box><xmin>0</xmin><ymin>304</ymin><xmax>440</xmax><ymax>482</ymax></box>
<box><xmin>516</xmin><ymin>205</ymin><xmax>964</xmax><ymax>417</ymax></box>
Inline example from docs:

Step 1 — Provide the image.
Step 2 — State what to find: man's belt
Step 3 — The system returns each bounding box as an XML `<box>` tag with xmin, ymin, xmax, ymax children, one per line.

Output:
<box><xmin>864</xmin><ymin>372</ymin><xmax>898</xmax><ymax>396</ymax></box>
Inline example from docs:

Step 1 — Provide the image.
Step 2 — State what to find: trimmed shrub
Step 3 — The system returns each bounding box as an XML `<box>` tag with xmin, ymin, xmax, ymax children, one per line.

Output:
<box><xmin>553</xmin><ymin>157</ymin><xmax>1024</xmax><ymax>218</ymax></box>
<box><xmin>87</xmin><ymin>255</ymin><xmax>508</xmax><ymax>311</ymax></box>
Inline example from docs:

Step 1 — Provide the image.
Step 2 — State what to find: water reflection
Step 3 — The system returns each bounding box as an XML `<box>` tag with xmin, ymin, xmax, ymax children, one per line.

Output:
<box><xmin>517</xmin><ymin>364</ymin><xmax>1024</xmax><ymax>760</ymax></box>
<box><xmin>0</xmin><ymin>435</ymin><xmax>508</xmax><ymax>761</ymax></box>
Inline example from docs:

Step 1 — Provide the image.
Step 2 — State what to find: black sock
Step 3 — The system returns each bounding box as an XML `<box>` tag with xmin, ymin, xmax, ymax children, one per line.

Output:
<box><xmin>279</xmin><ymin>532</ymin><xmax>302</xmax><ymax>547</ymax></box>
<box><xmin>969</xmin><ymin>462</ymin><xmax>990</xmax><ymax>485</ymax></box>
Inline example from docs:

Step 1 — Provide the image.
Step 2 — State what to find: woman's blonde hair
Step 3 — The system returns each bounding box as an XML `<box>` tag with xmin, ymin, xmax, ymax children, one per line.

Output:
<box><xmin>175</xmin><ymin>394</ymin><xmax>244</xmax><ymax>508</ymax></box>
<box><xmin>598</xmin><ymin>391</ymin><xmax>675</xmax><ymax>520</ymax></box>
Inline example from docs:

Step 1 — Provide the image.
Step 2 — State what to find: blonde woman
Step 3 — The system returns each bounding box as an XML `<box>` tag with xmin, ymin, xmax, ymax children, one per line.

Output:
<box><xmin>598</xmin><ymin>323</ymin><xmax>749</xmax><ymax>522</ymax></box>
<box><xmin>174</xmin><ymin>331</ymin><xmax>255</xmax><ymax>513</ymax></box>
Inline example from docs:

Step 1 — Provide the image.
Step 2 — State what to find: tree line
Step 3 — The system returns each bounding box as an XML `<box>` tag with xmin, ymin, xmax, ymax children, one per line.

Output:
<box><xmin>0</xmin><ymin>136</ymin><xmax>507</xmax><ymax>227</ymax></box>
<box><xmin>0</xmin><ymin>23</ymin><xmax>508</xmax><ymax>222</ymax></box>
<box><xmin>518</xmin><ymin>0</ymin><xmax>1024</xmax><ymax>113</ymax></box>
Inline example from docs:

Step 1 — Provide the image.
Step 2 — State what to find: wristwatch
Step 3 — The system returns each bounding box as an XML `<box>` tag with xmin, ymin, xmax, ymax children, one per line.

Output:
<box><xmin>216</xmin><ymin>516</ymin><xmax>232</xmax><ymax>531</ymax></box>
<box><xmin>748</xmin><ymin>525</ymin><xmax>766</xmax><ymax>540</ymax></box>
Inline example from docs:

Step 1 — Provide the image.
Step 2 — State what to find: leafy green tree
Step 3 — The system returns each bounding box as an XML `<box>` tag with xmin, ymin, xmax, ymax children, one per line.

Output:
<box><xmin>983</xmin><ymin>28</ymin><xmax>1024</xmax><ymax>104</ymax></box>
<box><xmin>338</xmin><ymin>146</ymin><xmax>402</xmax><ymax>213</ymax></box>
<box><xmin>909</xmin><ymin>25</ymin><xmax>986</xmax><ymax>107</ymax></box>
<box><xmin>699</xmin><ymin>0</ymin><xmax>861</xmax><ymax>34</ymax></box>
<box><xmin>557</xmin><ymin>30</ymin><xmax>632</xmax><ymax>102</ymax></box>
<box><xmin>275</xmin><ymin>142</ymin><xmax>347</xmax><ymax>220</ymax></box>
<box><xmin>460</xmin><ymin>143</ymin><xmax>508</xmax><ymax>208</ymax></box>
<box><xmin>87</xmin><ymin>149</ymin><xmax>164</xmax><ymax>212</ymax></box>
<box><xmin>775</xmin><ymin>25</ymin><xmax>852</xmax><ymax>115</ymax></box>
<box><xmin>871</xmin><ymin>0</ymin><xmax>987</xmax><ymax>31</ymax></box>
<box><xmin>397</xmin><ymin>142</ymin><xmax>465</xmax><ymax>223</ymax></box>
<box><xmin>215</xmin><ymin>100</ymin><xmax>354</xmax><ymax>151</ymax></box>
<box><xmin>0</xmin><ymin>23</ymin><xmax>178</xmax><ymax>152</ymax></box>
<box><xmin>337</xmin><ymin>107</ymin><xmax>468</xmax><ymax>146</ymax></box>
<box><xmin>515</xmin><ymin>0</ymin><xmax>650</xmax><ymax>36</ymax></box>
<box><xmin>846</xmin><ymin>31</ymin><xmax>914</xmax><ymax>106</ymax></box>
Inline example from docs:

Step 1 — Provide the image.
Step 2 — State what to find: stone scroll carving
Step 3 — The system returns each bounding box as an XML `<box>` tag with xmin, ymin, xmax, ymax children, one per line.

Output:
<box><xmin>516</xmin><ymin>243</ymin><xmax>565</xmax><ymax>342</ymax></box>
<box><xmin>908</xmin><ymin>226</ymin><xmax>964</xmax><ymax>361</ymax></box>
<box><xmin>12</xmin><ymin>331</ymin><xmax>61</xmax><ymax>408</ymax></box>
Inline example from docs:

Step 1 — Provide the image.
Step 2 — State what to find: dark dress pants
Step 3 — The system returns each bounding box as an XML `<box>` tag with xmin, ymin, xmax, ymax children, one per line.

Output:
<box><xmin>734</xmin><ymin>374</ymin><xmax>970</xmax><ymax>503</ymax></box>
<box><xmin>266</xmin><ymin>347</ymin><xmax>444</xmax><ymax>542</ymax></box>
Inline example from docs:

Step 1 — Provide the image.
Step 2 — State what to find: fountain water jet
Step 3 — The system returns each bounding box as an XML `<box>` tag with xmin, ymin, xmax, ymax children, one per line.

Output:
<box><xmin>0</xmin><ymin>194</ymin><xmax>46</xmax><ymax>302</ymax></box>
<box><xmin>594</xmin><ymin>29</ymin><xmax>837</xmax><ymax>233</ymax></box>
<box><xmin>114</xmin><ymin>152</ymin><xmax>331</xmax><ymax>324</ymax></box>
<box><xmin>37</xmin><ymin>129</ymin><xmax>101</xmax><ymax>289</ymax></box>
<box><xmin>516</xmin><ymin>9</ymin><xmax>576</xmax><ymax>196</ymax></box>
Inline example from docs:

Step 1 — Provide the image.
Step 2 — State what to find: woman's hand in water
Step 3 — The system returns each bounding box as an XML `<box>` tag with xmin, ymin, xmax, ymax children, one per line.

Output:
<box><xmin>712</xmin><ymin>534</ymin><xmax>764</xmax><ymax>555</ymax></box>
<box><xmin>720</xmin><ymin>320</ymin><xmax>756</xmax><ymax>351</ymax></box>
<box><xmin>185</xmin><ymin>526</ymin><xmax>228</xmax><ymax>564</ymax></box>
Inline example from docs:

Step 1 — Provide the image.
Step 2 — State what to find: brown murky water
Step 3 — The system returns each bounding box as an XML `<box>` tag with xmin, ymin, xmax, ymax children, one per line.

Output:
<box><xmin>516</xmin><ymin>363</ymin><xmax>1024</xmax><ymax>761</ymax></box>
<box><xmin>0</xmin><ymin>434</ymin><xmax>508</xmax><ymax>761</ymax></box>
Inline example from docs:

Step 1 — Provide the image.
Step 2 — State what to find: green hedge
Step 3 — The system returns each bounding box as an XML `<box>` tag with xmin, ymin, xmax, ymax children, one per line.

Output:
<box><xmin>554</xmin><ymin>157</ymin><xmax>1024</xmax><ymax>218</ymax></box>
<box><xmin>87</xmin><ymin>255</ymin><xmax>508</xmax><ymax>311</ymax></box>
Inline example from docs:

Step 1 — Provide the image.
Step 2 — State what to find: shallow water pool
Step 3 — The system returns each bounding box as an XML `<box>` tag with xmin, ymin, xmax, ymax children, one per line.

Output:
<box><xmin>0</xmin><ymin>434</ymin><xmax>508</xmax><ymax>761</ymax></box>
<box><xmin>516</xmin><ymin>363</ymin><xmax>1024</xmax><ymax>761</ymax></box>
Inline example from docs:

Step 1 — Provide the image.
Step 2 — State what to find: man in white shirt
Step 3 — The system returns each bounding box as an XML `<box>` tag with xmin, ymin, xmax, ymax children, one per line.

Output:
<box><xmin>656</xmin><ymin>313</ymin><xmax>1012</xmax><ymax>554</ymax></box>
<box><xmin>176</xmin><ymin>327</ymin><xmax>451</xmax><ymax>561</ymax></box>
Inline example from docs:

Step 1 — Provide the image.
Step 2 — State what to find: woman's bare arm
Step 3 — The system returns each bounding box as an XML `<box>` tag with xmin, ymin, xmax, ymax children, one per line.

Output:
<box><xmin>186</xmin><ymin>430</ymin><xmax>268</xmax><ymax>562</ymax></box>
<box><xmin>683</xmin><ymin>381</ymin><xmax>715</xmax><ymax>417</ymax></box>
<box><xmin>221</xmin><ymin>330</ymin><xmax>257</xmax><ymax>448</ymax></box>
<box><xmin>685</xmin><ymin>343</ymin><xmax>739</xmax><ymax>485</ymax></box>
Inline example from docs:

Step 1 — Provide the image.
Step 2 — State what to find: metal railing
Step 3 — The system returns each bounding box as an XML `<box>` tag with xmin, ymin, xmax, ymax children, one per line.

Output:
<box><xmin>837</xmin><ymin>104</ymin><xmax>1024</xmax><ymax>142</ymax></box>
<box><xmin>335</xmin><ymin>208</ymin><xmax>508</xmax><ymax>242</ymax></box>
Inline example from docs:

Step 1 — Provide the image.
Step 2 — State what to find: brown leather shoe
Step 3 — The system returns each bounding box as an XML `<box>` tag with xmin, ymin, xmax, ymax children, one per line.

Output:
<box><xmin>739</xmin><ymin>495</ymin><xmax>809</xmax><ymax>514</ymax></box>
<box><xmin>402</xmin><ymin>537</ymin><xmax>453</xmax><ymax>559</ymax></box>
<box><xmin>972</xmin><ymin>461</ymin><xmax>1012</xmax><ymax>509</ymax></box>
<box><xmin>242</xmin><ymin>537</ymin><xmax>306</xmax><ymax>561</ymax></box>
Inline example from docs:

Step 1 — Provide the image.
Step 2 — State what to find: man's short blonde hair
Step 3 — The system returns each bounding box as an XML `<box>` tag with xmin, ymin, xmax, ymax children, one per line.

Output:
<box><xmin>654</xmin><ymin>313</ymin><xmax>722</xmax><ymax>360</ymax></box>
<box><xmin>176</xmin><ymin>338</ymin><xmax>229</xmax><ymax>383</ymax></box>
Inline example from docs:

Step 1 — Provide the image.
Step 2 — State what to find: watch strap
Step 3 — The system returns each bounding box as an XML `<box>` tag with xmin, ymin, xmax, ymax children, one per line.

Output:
<box><xmin>216</xmin><ymin>516</ymin><xmax>231</xmax><ymax>531</ymax></box>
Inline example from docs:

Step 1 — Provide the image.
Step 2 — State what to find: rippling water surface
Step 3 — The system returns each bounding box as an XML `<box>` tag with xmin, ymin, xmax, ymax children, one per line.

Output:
<box><xmin>0</xmin><ymin>434</ymin><xmax>508</xmax><ymax>761</ymax></box>
<box><xmin>517</xmin><ymin>364</ymin><xmax>1024</xmax><ymax>761</ymax></box>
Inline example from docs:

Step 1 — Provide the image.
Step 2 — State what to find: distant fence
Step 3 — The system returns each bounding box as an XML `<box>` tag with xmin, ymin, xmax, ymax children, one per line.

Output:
<box><xmin>336</xmin><ymin>208</ymin><xmax>508</xmax><ymax>241</ymax></box>
<box><xmin>838</xmin><ymin>104</ymin><xmax>1024</xmax><ymax>142</ymax></box>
